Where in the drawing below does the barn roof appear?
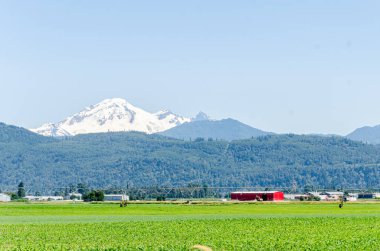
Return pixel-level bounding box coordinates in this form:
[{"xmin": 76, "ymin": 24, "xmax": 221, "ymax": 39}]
[{"xmin": 231, "ymin": 191, "xmax": 282, "ymax": 194}]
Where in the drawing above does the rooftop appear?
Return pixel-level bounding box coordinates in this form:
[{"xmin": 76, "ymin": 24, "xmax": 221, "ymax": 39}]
[{"xmin": 231, "ymin": 191, "xmax": 281, "ymax": 194}]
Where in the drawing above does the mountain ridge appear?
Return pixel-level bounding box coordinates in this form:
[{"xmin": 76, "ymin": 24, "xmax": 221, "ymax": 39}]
[
  {"xmin": 347, "ymin": 124, "xmax": 380, "ymax": 144},
  {"xmin": 1, "ymin": 123, "xmax": 380, "ymax": 192},
  {"xmin": 160, "ymin": 118, "xmax": 271, "ymax": 141}
]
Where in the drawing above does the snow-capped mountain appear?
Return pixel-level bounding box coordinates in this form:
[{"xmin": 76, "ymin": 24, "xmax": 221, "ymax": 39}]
[{"xmin": 31, "ymin": 98, "xmax": 191, "ymax": 136}]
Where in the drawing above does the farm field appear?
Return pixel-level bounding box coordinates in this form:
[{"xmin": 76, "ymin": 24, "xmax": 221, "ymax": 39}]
[{"xmin": 0, "ymin": 202, "xmax": 380, "ymax": 250}]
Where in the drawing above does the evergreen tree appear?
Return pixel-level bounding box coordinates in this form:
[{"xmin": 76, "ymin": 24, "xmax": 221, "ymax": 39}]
[{"xmin": 17, "ymin": 182, "xmax": 25, "ymax": 198}]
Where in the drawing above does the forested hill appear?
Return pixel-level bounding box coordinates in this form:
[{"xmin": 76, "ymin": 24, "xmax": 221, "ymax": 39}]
[
  {"xmin": 0, "ymin": 122, "xmax": 54, "ymax": 144},
  {"xmin": 1, "ymin": 123, "xmax": 380, "ymax": 192}
]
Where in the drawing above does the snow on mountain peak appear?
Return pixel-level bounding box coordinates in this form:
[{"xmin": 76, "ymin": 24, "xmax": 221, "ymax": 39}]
[
  {"xmin": 155, "ymin": 110, "xmax": 190, "ymax": 126},
  {"xmin": 31, "ymin": 98, "xmax": 191, "ymax": 136},
  {"xmin": 95, "ymin": 98, "xmax": 129, "ymax": 108}
]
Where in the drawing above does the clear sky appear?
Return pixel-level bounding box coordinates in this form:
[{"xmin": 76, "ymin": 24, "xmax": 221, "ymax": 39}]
[{"xmin": 0, "ymin": 0, "xmax": 379, "ymax": 135}]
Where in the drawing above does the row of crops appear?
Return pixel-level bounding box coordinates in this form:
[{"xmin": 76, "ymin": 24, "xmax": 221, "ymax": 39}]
[{"xmin": 0, "ymin": 203, "xmax": 380, "ymax": 250}]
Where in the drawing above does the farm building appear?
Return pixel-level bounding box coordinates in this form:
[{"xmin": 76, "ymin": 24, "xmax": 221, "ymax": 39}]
[
  {"xmin": 231, "ymin": 191, "xmax": 284, "ymax": 201},
  {"xmin": 323, "ymin": 191, "xmax": 343, "ymax": 201},
  {"xmin": 104, "ymin": 194, "xmax": 129, "ymax": 201},
  {"xmin": 284, "ymin": 194, "xmax": 309, "ymax": 201},
  {"xmin": 307, "ymin": 192, "xmax": 328, "ymax": 201},
  {"xmin": 24, "ymin": 196, "xmax": 64, "ymax": 201},
  {"xmin": 358, "ymin": 193, "xmax": 374, "ymax": 199},
  {"xmin": 346, "ymin": 193, "xmax": 358, "ymax": 202},
  {"xmin": 0, "ymin": 193, "xmax": 11, "ymax": 202}
]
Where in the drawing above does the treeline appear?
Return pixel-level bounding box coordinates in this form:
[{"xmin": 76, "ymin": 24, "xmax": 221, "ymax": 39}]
[
  {"xmin": 105, "ymin": 183, "xmax": 221, "ymax": 200},
  {"xmin": 1, "ymin": 123, "xmax": 380, "ymax": 192},
  {"xmin": 4, "ymin": 182, "xmax": 221, "ymax": 201},
  {"xmin": 4, "ymin": 182, "xmax": 106, "ymax": 202}
]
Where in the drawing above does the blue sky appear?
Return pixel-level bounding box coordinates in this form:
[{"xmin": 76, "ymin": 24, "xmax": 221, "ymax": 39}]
[{"xmin": 0, "ymin": 0, "xmax": 379, "ymax": 135}]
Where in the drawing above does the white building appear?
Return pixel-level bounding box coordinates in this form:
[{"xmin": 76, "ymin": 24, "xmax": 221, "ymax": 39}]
[
  {"xmin": 346, "ymin": 193, "xmax": 358, "ymax": 202},
  {"xmin": 104, "ymin": 194, "xmax": 129, "ymax": 201},
  {"xmin": 308, "ymin": 192, "xmax": 328, "ymax": 201},
  {"xmin": 0, "ymin": 193, "xmax": 11, "ymax": 202},
  {"xmin": 24, "ymin": 196, "xmax": 64, "ymax": 201},
  {"xmin": 284, "ymin": 194, "xmax": 307, "ymax": 200},
  {"xmin": 324, "ymin": 191, "xmax": 343, "ymax": 201}
]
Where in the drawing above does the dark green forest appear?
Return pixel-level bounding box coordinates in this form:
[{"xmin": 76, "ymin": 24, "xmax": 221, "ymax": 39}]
[{"xmin": 1, "ymin": 122, "xmax": 380, "ymax": 193}]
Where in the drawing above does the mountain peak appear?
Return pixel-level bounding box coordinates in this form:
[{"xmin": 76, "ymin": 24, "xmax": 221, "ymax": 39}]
[
  {"xmin": 192, "ymin": 112, "xmax": 210, "ymax": 121},
  {"xmin": 347, "ymin": 124, "xmax": 380, "ymax": 144},
  {"xmin": 89, "ymin": 98, "xmax": 133, "ymax": 111},
  {"xmin": 97, "ymin": 98, "xmax": 129, "ymax": 106},
  {"xmin": 31, "ymin": 99, "xmax": 191, "ymax": 136},
  {"xmin": 160, "ymin": 117, "xmax": 270, "ymax": 141}
]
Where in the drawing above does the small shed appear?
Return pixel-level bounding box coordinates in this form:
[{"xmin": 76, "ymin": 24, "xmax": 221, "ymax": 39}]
[
  {"xmin": 231, "ymin": 191, "xmax": 284, "ymax": 201},
  {"xmin": 0, "ymin": 193, "xmax": 11, "ymax": 202}
]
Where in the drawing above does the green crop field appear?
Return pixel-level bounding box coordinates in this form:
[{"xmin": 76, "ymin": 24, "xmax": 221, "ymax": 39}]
[{"xmin": 0, "ymin": 202, "xmax": 380, "ymax": 250}]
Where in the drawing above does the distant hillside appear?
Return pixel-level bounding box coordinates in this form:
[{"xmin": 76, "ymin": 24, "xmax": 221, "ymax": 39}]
[
  {"xmin": 347, "ymin": 125, "xmax": 380, "ymax": 144},
  {"xmin": 160, "ymin": 118, "xmax": 271, "ymax": 141},
  {"xmin": 1, "ymin": 123, "xmax": 380, "ymax": 192},
  {"xmin": 0, "ymin": 122, "xmax": 53, "ymax": 144}
]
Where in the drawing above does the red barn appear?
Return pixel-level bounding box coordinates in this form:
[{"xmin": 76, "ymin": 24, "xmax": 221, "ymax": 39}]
[{"xmin": 231, "ymin": 191, "xmax": 284, "ymax": 201}]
